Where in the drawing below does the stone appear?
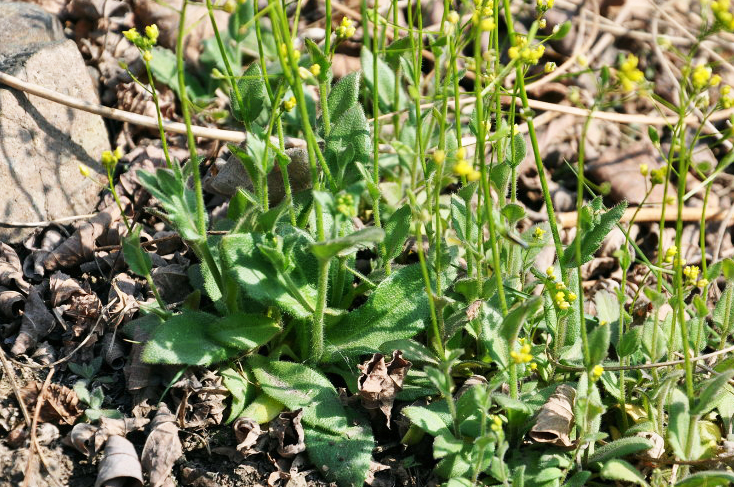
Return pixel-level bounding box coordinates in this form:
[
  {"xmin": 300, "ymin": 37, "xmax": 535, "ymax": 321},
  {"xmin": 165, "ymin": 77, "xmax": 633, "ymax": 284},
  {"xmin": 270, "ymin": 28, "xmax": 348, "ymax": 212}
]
[{"xmin": 0, "ymin": 2, "xmax": 109, "ymax": 244}]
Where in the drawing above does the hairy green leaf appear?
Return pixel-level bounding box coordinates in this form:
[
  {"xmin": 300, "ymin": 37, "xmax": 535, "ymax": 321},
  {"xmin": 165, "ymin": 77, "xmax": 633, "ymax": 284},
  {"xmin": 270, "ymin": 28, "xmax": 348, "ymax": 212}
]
[
  {"xmin": 587, "ymin": 436, "xmax": 654, "ymax": 464},
  {"xmin": 249, "ymin": 357, "xmax": 347, "ymax": 434},
  {"xmin": 327, "ymin": 71, "xmax": 359, "ymax": 122},
  {"xmin": 383, "ymin": 205, "xmax": 412, "ymax": 262},
  {"xmin": 691, "ymin": 370, "xmax": 734, "ymax": 415},
  {"xmin": 561, "ymin": 201, "xmax": 628, "ymax": 268},
  {"xmin": 402, "ymin": 406, "xmax": 451, "ymax": 437},
  {"xmin": 121, "ymin": 226, "xmax": 153, "ymax": 278},
  {"xmin": 675, "ymin": 471, "xmax": 734, "ymax": 487},
  {"xmin": 231, "ymin": 62, "xmax": 266, "ymax": 124},
  {"xmin": 311, "ymin": 227, "xmax": 385, "ymax": 261},
  {"xmin": 206, "ymin": 312, "xmax": 280, "ymax": 351},
  {"xmin": 360, "ymin": 47, "xmax": 407, "ymax": 112}
]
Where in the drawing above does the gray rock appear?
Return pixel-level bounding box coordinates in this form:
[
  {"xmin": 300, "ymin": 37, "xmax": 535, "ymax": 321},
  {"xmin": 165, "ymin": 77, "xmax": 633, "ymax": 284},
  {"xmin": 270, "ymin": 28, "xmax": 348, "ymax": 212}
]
[{"xmin": 0, "ymin": 3, "xmax": 109, "ymax": 244}]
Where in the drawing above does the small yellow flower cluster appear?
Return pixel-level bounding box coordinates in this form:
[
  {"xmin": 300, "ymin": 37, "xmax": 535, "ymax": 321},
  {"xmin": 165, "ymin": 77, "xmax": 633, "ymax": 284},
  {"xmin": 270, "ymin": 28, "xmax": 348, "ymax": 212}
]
[
  {"xmin": 510, "ymin": 341, "xmax": 533, "ymax": 364},
  {"xmin": 101, "ymin": 147, "xmax": 123, "ymax": 169},
  {"xmin": 664, "ymin": 245, "xmax": 677, "ymax": 264},
  {"xmin": 447, "ymin": 10, "xmax": 460, "ymax": 25},
  {"xmin": 279, "ymin": 43, "xmax": 301, "ymax": 61},
  {"xmin": 720, "ymin": 85, "xmax": 733, "ymax": 108},
  {"xmin": 683, "ymin": 265, "xmax": 708, "ymax": 288},
  {"xmin": 471, "ymin": 0, "xmax": 494, "ymax": 26},
  {"xmin": 452, "ymin": 147, "xmax": 481, "ymax": 181},
  {"xmin": 710, "ymin": 0, "xmax": 734, "ymax": 30},
  {"xmin": 282, "ymin": 96, "xmax": 297, "ymax": 112},
  {"xmin": 336, "ymin": 17, "xmax": 356, "ymax": 39},
  {"xmin": 639, "ymin": 163, "xmax": 649, "ymax": 176},
  {"xmin": 508, "ymin": 37, "xmax": 545, "ymax": 65},
  {"xmin": 692, "ymin": 63, "xmax": 713, "ymax": 90},
  {"xmin": 533, "ymin": 227, "xmax": 546, "ymax": 240},
  {"xmin": 79, "ymin": 163, "xmax": 91, "ymax": 177},
  {"xmin": 618, "ymin": 54, "xmax": 645, "ymax": 92},
  {"xmin": 649, "ymin": 166, "xmax": 667, "ymax": 186},
  {"xmin": 537, "ymin": 0, "xmax": 555, "ymax": 12},
  {"xmin": 336, "ymin": 194, "xmax": 356, "ymax": 218},
  {"xmin": 489, "ymin": 414, "xmax": 503, "ymax": 432},
  {"xmin": 544, "ymin": 62, "xmax": 556, "ymax": 73},
  {"xmin": 591, "ymin": 364, "xmax": 604, "ymax": 381},
  {"xmin": 433, "ymin": 150, "xmax": 446, "ymax": 165},
  {"xmin": 546, "ymin": 266, "xmax": 556, "ymax": 280},
  {"xmin": 123, "ymin": 25, "xmax": 159, "ymax": 62}
]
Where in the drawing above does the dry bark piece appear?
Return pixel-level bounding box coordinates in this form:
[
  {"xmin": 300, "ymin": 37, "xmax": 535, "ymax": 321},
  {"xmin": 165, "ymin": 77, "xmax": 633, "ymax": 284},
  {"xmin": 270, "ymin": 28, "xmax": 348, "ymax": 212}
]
[
  {"xmin": 11, "ymin": 285, "xmax": 56, "ymax": 356},
  {"xmin": 0, "ymin": 285, "xmax": 24, "ymax": 318},
  {"xmin": 141, "ymin": 403, "xmax": 183, "ymax": 487},
  {"xmin": 233, "ymin": 417, "xmax": 265, "ymax": 456},
  {"xmin": 269, "ymin": 409, "xmax": 306, "ymax": 458},
  {"xmin": 357, "ymin": 350, "xmax": 412, "ymax": 426},
  {"xmin": 19, "ymin": 381, "xmax": 83, "ymax": 425},
  {"xmin": 0, "ymin": 243, "xmax": 30, "ymax": 293},
  {"xmin": 95, "ymin": 435, "xmax": 144, "ymax": 487},
  {"xmin": 529, "ymin": 384, "xmax": 576, "ymax": 448}
]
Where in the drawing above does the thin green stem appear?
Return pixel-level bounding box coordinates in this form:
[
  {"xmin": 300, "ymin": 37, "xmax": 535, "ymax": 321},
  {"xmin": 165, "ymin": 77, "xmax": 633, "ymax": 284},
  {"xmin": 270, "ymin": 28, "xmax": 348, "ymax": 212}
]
[
  {"xmin": 311, "ymin": 259, "xmax": 330, "ymax": 363},
  {"xmin": 144, "ymin": 61, "xmax": 173, "ymax": 169}
]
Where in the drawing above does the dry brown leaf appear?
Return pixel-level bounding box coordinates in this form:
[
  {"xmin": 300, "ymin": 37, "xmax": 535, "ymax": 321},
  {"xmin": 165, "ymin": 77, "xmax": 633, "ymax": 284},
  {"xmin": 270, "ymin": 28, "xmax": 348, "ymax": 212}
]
[
  {"xmin": 529, "ymin": 384, "xmax": 576, "ymax": 448},
  {"xmin": 107, "ymin": 272, "xmax": 141, "ymax": 327},
  {"xmin": 95, "ymin": 435, "xmax": 144, "ymax": 487},
  {"xmin": 11, "ymin": 284, "xmax": 56, "ymax": 356},
  {"xmin": 64, "ymin": 422, "xmax": 98, "ymax": 457},
  {"xmin": 141, "ymin": 403, "xmax": 183, "ymax": 487},
  {"xmin": 49, "ymin": 271, "xmax": 88, "ymax": 306},
  {"xmin": 0, "ymin": 285, "xmax": 24, "ymax": 318},
  {"xmin": 100, "ymin": 333, "xmax": 126, "ymax": 370},
  {"xmin": 357, "ymin": 350, "xmax": 412, "ymax": 426},
  {"xmin": 269, "ymin": 409, "xmax": 306, "ymax": 458},
  {"xmin": 172, "ymin": 369, "xmax": 227, "ymax": 428},
  {"xmin": 636, "ymin": 431, "xmax": 665, "ymax": 461},
  {"xmin": 42, "ymin": 201, "xmax": 123, "ymax": 273},
  {"xmin": 233, "ymin": 417, "xmax": 265, "ymax": 456},
  {"xmin": 19, "ymin": 381, "xmax": 83, "ymax": 425},
  {"xmin": 151, "ymin": 263, "xmax": 192, "ymax": 303},
  {"xmin": 0, "ymin": 242, "xmax": 30, "ymax": 293},
  {"xmin": 65, "ymin": 416, "xmax": 151, "ymax": 459},
  {"xmin": 22, "ymin": 228, "xmax": 64, "ymax": 280}
]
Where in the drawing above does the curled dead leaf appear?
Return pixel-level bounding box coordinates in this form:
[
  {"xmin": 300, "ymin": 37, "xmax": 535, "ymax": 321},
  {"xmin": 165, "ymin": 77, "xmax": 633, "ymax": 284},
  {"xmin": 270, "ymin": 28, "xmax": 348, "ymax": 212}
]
[
  {"xmin": 233, "ymin": 417, "xmax": 265, "ymax": 456},
  {"xmin": 95, "ymin": 435, "xmax": 143, "ymax": 487},
  {"xmin": 0, "ymin": 243, "xmax": 30, "ymax": 293},
  {"xmin": 269, "ymin": 409, "xmax": 306, "ymax": 458},
  {"xmin": 636, "ymin": 431, "xmax": 665, "ymax": 461},
  {"xmin": 66, "ymin": 416, "xmax": 151, "ymax": 459},
  {"xmin": 357, "ymin": 350, "xmax": 412, "ymax": 426},
  {"xmin": 0, "ymin": 285, "xmax": 24, "ymax": 318},
  {"xmin": 141, "ymin": 403, "xmax": 183, "ymax": 487},
  {"xmin": 11, "ymin": 285, "xmax": 56, "ymax": 356},
  {"xmin": 529, "ymin": 384, "xmax": 576, "ymax": 448}
]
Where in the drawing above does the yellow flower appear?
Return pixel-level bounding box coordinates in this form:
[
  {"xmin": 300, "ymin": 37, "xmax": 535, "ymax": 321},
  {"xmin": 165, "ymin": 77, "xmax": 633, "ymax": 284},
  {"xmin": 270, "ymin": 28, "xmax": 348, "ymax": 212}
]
[
  {"xmin": 447, "ymin": 10, "xmax": 460, "ymax": 24},
  {"xmin": 544, "ymin": 61, "xmax": 556, "ymax": 73},
  {"xmin": 529, "ymin": 362, "xmax": 538, "ymax": 370},
  {"xmin": 558, "ymin": 300, "xmax": 570, "ymax": 311},
  {"xmin": 456, "ymin": 147, "xmax": 467, "ymax": 160},
  {"xmin": 467, "ymin": 170, "xmax": 481, "ymax": 182},
  {"xmin": 533, "ymin": 227, "xmax": 546, "ymax": 240},
  {"xmin": 453, "ymin": 159, "xmax": 473, "ymax": 177},
  {"xmin": 692, "ymin": 63, "xmax": 712, "ymax": 89},
  {"xmin": 145, "ymin": 24, "xmax": 159, "ymax": 44},
  {"xmin": 480, "ymin": 18, "xmax": 495, "ymax": 31},
  {"xmin": 309, "ymin": 64, "xmax": 321, "ymax": 76},
  {"xmin": 567, "ymin": 292, "xmax": 577, "ymax": 302},
  {"xmin": 639, "ymin": 164, "xmax": 648, "ymax": 176},
  {"xmin": 508, "ymin": 46, "xmax": 519, "ymax": 60},
  {"xmin": 591, "ymin": 364, "xmax": 604, "ymax": 379},
  {"xmin": 577, "ymin": 54, "xmax": 588, "ymax": 67},
  {"xmin": 711, "ymin": 74, "xmax": 722, "ymax": 86},
  {"xmin": 79, "ymin": 164, "xmax": 91, "ymax": 177},
  {"xmin": 697, "ymin": 278, "xmax": 709, "ymax": 288},
  {"xmin": 546, "ymin": 266, "xmax": 555, "ymax": 277},
  {"xmin": 618, "ymin": 53, "xmax": 645, "ymax": 92},
  {"xmin": 433, "ymin": 150, "xmax": 445, "ymax": 165},
  {"xmin": 282, "ymin": 96, "xmax": 296, "ymax": 112},
  {"xmin": 538, "ymin": 18, "xmax": 547, "ymax": 29},
  {"xmin": 142, "ymin": 50, "xmax": 152, "ymax": 62},
  {"xmin": 298, "ymin": 66, "xmax": 311, "ymax": 79}
]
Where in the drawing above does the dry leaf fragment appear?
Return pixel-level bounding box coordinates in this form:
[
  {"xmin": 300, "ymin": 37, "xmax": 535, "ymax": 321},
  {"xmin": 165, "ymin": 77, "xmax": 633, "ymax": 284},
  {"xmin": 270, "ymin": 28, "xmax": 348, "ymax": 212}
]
[
  {"xmin": 233, "ymin": 417, "xmax": 265, "ymax": 456},
  {"xmin": 141, "ymin": 403, "xmax": 183, "ymax": 487},
  {"xmin": 95, "ymin": 435, "xmax": 144, "ymax": 487},
  {"xmin": 0, "ymin": 285, "xmax": 24, "ymax": 318},
  {"xmin": 357, "ymin": 350, "xmax": 412, "ymax": 426},
  {"xmin": 49, "ymin": 271, "xmax": 88, "ymax": 306},
  {"xmin": 269, "ymin": 409, "xmax": 306, "ymax": 458},
  {"xmin": 529, "ymin": 384, "xmax": 576, "ymax": 448},
  {"xmin": 636, "ymin": 431, "xmax": 665, "ymax": 461},
  {"xmin": 19, "ymin": 381, "xmax": 83, "ymax": 425},
  {"xmin": 66, "ymin": 416, "xmax": 151, "ymax": 459},
  {"xmin": 11, "ymin": 285, "xmax": 56, "ymax": 356},
  {"xmin": 0, "ymin": 243, "xmax": 30, "ymax": 293}
]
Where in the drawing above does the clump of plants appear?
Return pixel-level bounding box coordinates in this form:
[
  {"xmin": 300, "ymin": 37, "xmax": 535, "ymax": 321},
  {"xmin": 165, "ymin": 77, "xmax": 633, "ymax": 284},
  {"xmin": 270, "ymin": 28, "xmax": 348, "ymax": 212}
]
[{"xmin": 111, "ymin": 0, "xmax": 734, "ymax": 485}]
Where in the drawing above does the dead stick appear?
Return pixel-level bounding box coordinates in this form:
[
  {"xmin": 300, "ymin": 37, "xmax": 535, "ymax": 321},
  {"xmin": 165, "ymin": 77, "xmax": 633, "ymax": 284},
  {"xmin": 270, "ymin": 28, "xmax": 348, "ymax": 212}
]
[{"xmin": 557, "ymin": 206, "xmax": 734, "ymax": 229}]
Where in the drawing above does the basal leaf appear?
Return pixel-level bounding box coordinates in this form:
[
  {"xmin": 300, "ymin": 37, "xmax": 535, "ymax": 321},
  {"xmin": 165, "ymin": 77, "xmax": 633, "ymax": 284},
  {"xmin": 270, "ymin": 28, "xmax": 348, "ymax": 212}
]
[
  {"xmin": 304, "ymin": 411, "xmax": 374, "ymax": 487},
  {"xmin": 325, "ymin": 104, "xmax": 371, "ymax": 186},
  {"xmin": 249, "ymin": 357, "xmax": 347, "ymax": 434},
  {"xmin": 206, "ymin": 312, "xmax": 280, "ymax": 351},
  {"xmin": 322, "ymin": 264, "xmax": 438, "ymax": 362},
  {"xmin": 675, "ymin": 471, "xmax": 734, "ymax": 487},
  {"xmin": 599, "ymin": 459, "xmax": 648, "ymax": 486},
  {"xmin": 141, "ymin": 311, "xmax": 239, "ymax": 365},
  {"xmin": 587, "ymin": 323, "xmax": 611, "ymax": 368},
  {"xmin": 221, "ymin": 366, "xmax": 256, "ymax": 424},
  {"xmin": 587, "ymin": 436, "xmax": 654, "ymax": 464},
  {"xmin": 691, "ymin": 370, "xmax": 734, "ymax": 415},
  {"xmin": 220, "ymin": 233, "xmax": 316, "ymax": 318},
  {"xmin": 402, "ymin": 406, "xmax": 451, "ymax": 437}
]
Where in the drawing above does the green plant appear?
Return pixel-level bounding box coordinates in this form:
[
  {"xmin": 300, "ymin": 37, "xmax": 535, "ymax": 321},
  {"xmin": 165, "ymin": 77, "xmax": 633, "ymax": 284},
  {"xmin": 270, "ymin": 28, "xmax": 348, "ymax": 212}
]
[{"xmin": 113, "ymin": 0, "xmax": 734, "ymax": 485}]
